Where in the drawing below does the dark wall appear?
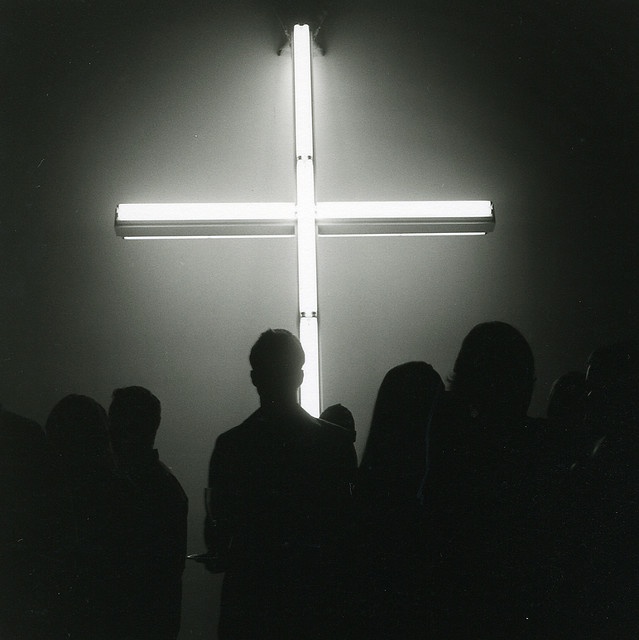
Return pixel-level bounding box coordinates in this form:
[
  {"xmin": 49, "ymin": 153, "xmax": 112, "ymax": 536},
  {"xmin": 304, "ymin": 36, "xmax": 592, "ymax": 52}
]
[{"xmin": 3, "ymin": 1, "xmax": 638, "ymax": 636}]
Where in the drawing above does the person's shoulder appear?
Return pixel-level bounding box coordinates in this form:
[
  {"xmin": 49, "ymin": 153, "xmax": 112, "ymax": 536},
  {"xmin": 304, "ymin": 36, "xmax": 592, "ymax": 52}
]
[
  {"xmin": 155, "ymin": 457, "xmax": 177, "ymax": 477},
  {"xmin": 316, "ymin": 416, "xmax": 352, "ymax": 439},
  {"xmin": 154, "ymin": 458, "xmax": 188, "ymax": 500},
  {"xmin": 215, "ymin": 411, "xmax": 261, "ymax": 446},
  {"xmin": 0, "ymin": 406, "xmax": 43, "ymax": 440},
  {"xmin": 304, "ymin": 413, "xmax": 355, "ymax": 448}
]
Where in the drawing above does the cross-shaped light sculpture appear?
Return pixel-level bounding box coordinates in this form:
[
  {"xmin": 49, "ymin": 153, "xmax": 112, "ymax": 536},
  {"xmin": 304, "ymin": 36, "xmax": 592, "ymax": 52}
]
[{"xmin": 115, "ymin": 24, "xmax": 495, "ymax": 417}]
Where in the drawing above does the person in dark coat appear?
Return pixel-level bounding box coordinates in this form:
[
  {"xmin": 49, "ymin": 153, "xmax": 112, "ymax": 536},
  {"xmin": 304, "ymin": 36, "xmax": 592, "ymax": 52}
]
[
  {"xmin": 44, "ymin": 394, "xmax": 131, "ymax": 640},
  {"xmin": 424, "ymin": 321, "xmax": 545, "ymax": 638},
  {"xmin": 0, "ymin": 405, "xmax": 57, "ymax": 640},
  {"xmin": 205, "ymin": 329, "xmax": 357, "ymax": 640},
  {"xmin": 108, "ymin": 386, "xmax": 188, "ymax": 640},
  {"xmin": 352, "ymin": 361, "xmax": 444, "ymax": 639}
]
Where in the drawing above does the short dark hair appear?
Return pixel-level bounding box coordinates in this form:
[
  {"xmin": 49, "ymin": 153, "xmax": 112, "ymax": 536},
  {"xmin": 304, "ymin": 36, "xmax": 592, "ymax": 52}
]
[
  {"xmin": 108, "ymin": 386, "xmax": 161, "ymax": 445},
  {"xmin": 249, "ymin": 329, "xmax": 305, "ymax": 373}
]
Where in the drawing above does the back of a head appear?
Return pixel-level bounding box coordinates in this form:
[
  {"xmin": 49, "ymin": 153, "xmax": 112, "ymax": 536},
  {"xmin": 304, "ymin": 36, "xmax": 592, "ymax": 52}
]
[
  {"xmin": 108, "ymin": 386, "xmax": 161, "ymax": 450},
  {"xmin": 249, "ymin": 329, "xmax": 305, "ymax": 400},
  {"xmin": 320, "ymin": 403, "xmax": 356, "ymax": 441},
  {"xmin": 361, "ymin": 361, "xmax": 444, "ymax": 483},
  {"xmin": 45, "ymin": 394, "xmax": 113, "ymax": 469},
  {"xmin": 450, "ymin": 321, "xmax": 535, "ymax": 422}
]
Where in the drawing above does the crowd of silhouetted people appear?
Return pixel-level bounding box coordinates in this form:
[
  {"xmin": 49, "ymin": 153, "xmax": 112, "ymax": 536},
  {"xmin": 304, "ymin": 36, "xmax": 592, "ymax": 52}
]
[
  {"xmin": 3, "ymin": 322, "xmax": 639, "ymax": 639},
  {"xmin": 0, "ymin": 387, "xmax": 187, "ymax": 640}
]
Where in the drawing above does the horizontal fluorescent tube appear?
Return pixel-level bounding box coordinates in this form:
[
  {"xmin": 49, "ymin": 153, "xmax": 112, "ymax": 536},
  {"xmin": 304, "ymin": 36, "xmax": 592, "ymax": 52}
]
[
  {"xmin": 115, "ymin": 202, "xmax": 297, "ymax": 238},
  {"xmin": 316, "ymin": 201, "xmax": 494, "ymax": 219},
  {"xmin": 315, "ymin": 200, "xmax": 494, "ymax": 235},
  {"xmin": 117, "ymin": 203, "xmax": 297, "ymax": 221}
]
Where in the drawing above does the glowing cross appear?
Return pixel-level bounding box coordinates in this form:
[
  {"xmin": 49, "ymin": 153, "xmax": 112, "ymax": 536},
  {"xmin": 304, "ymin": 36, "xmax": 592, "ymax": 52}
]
[{"xmin": 115, "ymin": 24, "xmax": 495, "ymax": 417}]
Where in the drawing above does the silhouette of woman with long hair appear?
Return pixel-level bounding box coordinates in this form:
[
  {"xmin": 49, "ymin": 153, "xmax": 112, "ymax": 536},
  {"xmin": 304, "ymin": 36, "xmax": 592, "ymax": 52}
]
[{"xmin": 353, "ymin": 361, "xmax": 444, "ymax": 639}]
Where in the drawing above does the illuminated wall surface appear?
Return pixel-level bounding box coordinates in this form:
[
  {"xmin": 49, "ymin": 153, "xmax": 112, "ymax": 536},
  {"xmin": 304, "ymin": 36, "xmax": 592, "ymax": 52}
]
[{"xmin": 2, "ymin": 1, "xmax": 638, "ymax": 637}]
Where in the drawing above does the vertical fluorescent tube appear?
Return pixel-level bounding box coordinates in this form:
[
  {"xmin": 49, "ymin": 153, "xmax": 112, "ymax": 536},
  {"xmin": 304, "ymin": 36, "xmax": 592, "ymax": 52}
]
[
  {"xmin": 293, "ymin": 24, "xmax": 313, "ymax": 159},
  {"xmin": 299, "ymin": 315, "xmax": 320, "ymax": 417},
  {"xmin": 297, "ymin": 193, "xmax": 320, "ymax": 413},
  {"xmin": 296, "ymin": 162, "xmax": 318, "ymax": 314},
  {"xmin": 293, "ymin": 23, "xmax": 320, "ymax": 414},
  {"xmin": 296, "ymin": 162, "xmax": 319, "ymax": 412}
]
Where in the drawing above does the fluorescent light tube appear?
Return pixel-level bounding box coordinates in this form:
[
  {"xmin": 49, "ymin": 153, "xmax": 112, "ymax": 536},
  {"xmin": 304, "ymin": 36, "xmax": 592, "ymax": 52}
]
[
  {"xmin": 115, "ymin": 203, "xmax": 297, "ymax": 237},
  {"xmin": 293, "ymin": 24, "xmax": 313, "ymax": 159},
  {"xmin": 299, "ymin": 314, "xmax": 320, "ymax": 417},
  {"xmin": 315, "ymin": 201, "xmax": 495, "ymax": 235}
]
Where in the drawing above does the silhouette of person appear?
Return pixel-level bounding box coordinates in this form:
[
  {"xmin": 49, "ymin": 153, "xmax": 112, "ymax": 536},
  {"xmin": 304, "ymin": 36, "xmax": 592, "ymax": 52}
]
[
  {"xmin": 44, "ymin": 394, "xmax": 131, "ymax": 640},
  {"xmin": 0, "ymin": 405, "xmax": 57, "ymax": 639},
  {"xmin": 108, "ymin": 386, "xmax": 188, "ymax": 640},
  {"xmin": 320, "ymin": 403, "xmax": 356, "ymax": 443},
  {"xmin": 558, "ymin": 340, "xmax": 639, "ymax": 636},
  {"xmin": 352, "ymin": 361, "xmax": 444, "ymax": 639},
  {"xmin": 424, "ymin": 321, "xmax": 544, "ymax": 638},
  {"xmin": 205, "ymin": 329, "xmax": 357, "ymax": 640}
]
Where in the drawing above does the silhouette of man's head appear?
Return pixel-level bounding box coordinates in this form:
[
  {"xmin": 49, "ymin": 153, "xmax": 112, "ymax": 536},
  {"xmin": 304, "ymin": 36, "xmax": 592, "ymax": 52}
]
[
  {"xmin": 108, "ymin": 386, "xmax": 161, "ymax": 453},
  {"xmin": 449, "ymin": 321, "xmax": 535, "ymax": 421},
  {"xmin": 45, "ymin": 394, "xmax": 113, "ymax": 466},
  {"xmin": 249, "ymin": 329, "xmax": 305, "ymax": 403}
]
